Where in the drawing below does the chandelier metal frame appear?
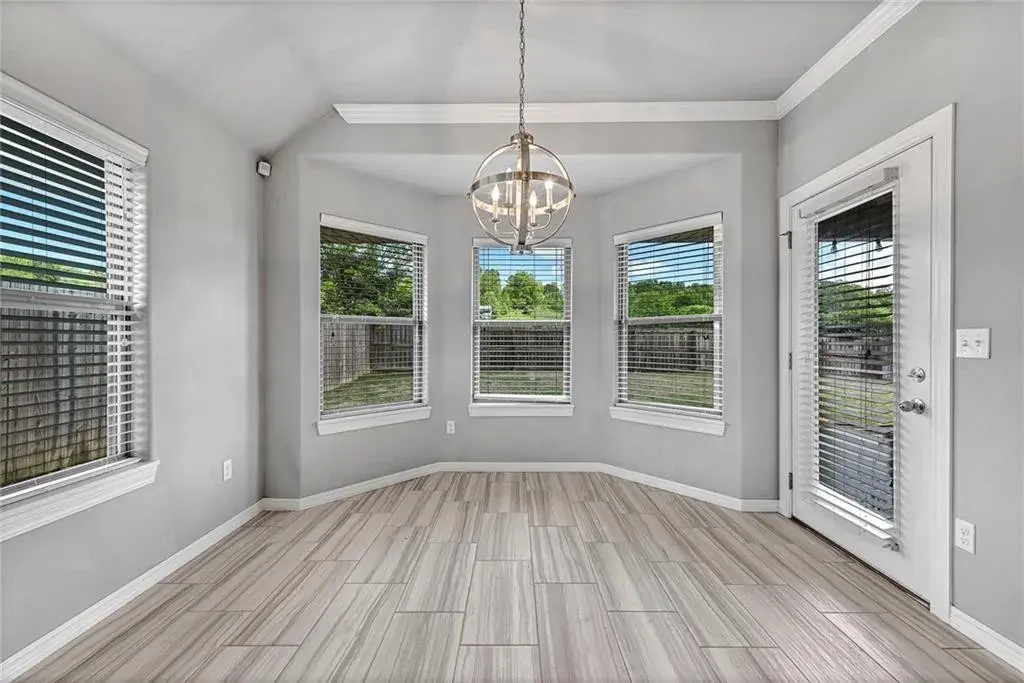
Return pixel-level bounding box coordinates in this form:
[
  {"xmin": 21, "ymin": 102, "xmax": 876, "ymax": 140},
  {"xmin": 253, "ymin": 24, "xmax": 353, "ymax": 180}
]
[{"xmin": 467, "ymin": 0, "xmax": 575, "ymax": 252}]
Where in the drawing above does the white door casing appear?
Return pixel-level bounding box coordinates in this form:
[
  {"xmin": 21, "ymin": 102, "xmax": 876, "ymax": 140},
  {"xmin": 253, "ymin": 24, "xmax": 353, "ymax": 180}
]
[{"xmin": 778, "ymin": 105, "xmax": 954, "ymax": 619}]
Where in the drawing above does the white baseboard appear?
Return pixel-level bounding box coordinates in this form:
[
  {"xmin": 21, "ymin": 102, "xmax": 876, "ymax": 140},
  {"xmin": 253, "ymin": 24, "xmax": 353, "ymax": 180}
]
[
  {"xmin": 0, "ymin": 501, "xmax": 262, "ymax": 682},
  {"xmin": 261, "ymin": 463, "xmax": 439, "ymax": 511},
  {"xmin": 263, "ymin": 460, "xmax": 778, "ymax": 514},
  {"xmin": 949, "ymin": 607, "xmax": 1024, "ymax": 675},
  {"xmin": 601, "ymin": 464, "xmax": 779, "ymax": 513}
]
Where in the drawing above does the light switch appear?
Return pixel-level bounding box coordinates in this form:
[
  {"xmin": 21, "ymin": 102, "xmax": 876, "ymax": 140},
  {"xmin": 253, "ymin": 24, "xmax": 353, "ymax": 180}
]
[{"xmin": 955, "ymin": 328, "xmax": 990, "ymax": 359}]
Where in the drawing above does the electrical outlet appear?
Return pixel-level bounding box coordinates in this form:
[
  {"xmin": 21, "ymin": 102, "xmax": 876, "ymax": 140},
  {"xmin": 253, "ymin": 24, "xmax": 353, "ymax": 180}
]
[
  {"xmin": 955, "ymin": 328, "xmax": 990, "ymax": 359},
  {"xmin": 954, "ymin": 518, "xmax": 975, "ymax": 554},
  {"xmin": 222, "ymin": 459, "xmax": 233, "ymax": 482},
  {"xmin": 446, "ymin": 420, "xmax": 456, "ymax": 435}
]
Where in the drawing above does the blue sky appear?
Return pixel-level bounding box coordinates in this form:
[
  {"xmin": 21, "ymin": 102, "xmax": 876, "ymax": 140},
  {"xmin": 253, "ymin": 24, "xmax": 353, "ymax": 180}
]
[{"xmin": 627, "ymin": 240, "xmax": 714, "ymax": 286}]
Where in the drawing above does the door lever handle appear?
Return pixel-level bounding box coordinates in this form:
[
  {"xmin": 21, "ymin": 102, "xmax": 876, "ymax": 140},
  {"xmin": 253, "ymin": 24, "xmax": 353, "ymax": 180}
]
[{"xmin": 898, "ymin": 398, "xmax": 927, "ymax": 415}]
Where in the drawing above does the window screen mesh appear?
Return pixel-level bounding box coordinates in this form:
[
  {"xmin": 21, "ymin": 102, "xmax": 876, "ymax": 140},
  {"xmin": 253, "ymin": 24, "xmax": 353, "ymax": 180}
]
[
  {"xmin": 319, "ymin": 225, "xmax": 426, "ymax": 417},
  {"xmin": 616, "ymin": 224, "xmax": 723, "ymax": 416},
  {"xmin": 472, "ymin": 244, "xmax": 571, "ymax": 402},
  {"xmin": 1, "ymin": 113, "xmax": 146, "ymax": 489}
]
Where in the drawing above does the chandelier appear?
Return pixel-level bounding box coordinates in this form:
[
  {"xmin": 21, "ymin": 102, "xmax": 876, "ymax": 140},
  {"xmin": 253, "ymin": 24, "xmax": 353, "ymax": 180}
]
[{"xmin": 468, "ymin": 0, "xmax": 574, "ymax": 252}]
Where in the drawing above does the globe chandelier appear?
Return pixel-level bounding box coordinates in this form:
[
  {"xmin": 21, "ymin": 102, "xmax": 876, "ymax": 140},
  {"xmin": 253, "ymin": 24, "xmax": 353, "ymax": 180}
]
[{"xmin": 468, "ymin": 0, "xmax": 575, "ymax": 252}]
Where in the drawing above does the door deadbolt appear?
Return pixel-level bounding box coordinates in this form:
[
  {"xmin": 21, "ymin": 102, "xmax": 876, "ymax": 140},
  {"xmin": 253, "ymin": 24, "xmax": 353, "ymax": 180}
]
[{"xmin": 906, "ymin": 367, "xmax": 926, "ymax": 382}]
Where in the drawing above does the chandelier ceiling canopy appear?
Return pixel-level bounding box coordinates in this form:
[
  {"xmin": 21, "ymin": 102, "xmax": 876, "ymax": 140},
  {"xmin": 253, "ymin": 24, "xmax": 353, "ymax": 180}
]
[{"xmin": 468, "ymin": 0, "xmax": 575, "ymax": 253}]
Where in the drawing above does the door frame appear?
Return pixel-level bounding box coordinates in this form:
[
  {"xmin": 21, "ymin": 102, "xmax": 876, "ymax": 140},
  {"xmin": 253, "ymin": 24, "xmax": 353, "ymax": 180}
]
[{"xmin": 778, "ymin": 104, "xmax": 954, "ymax": 621}]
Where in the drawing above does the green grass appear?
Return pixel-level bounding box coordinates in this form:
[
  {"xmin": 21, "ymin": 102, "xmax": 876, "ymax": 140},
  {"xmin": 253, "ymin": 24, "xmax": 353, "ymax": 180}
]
[
  {"xmin": 626, "ymin": 370, "xmax": 715, "ymax": 408},
  {"xmin": 324, "ymin": 369, "xmax": 722, "ymax": 408},
  {"xmin": 323, "ymin": 370, "xmax": 413, "ymax": 411},
  {"xmin": 818, "ymin": 375, "xmax": 895, "ymax": 429}
]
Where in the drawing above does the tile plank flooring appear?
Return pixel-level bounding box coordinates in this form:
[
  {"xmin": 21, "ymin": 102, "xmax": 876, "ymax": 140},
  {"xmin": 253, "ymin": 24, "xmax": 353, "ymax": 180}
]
[{"xmin": 20, "ymin": 472, "xmax": 1023, "ymax": 682}]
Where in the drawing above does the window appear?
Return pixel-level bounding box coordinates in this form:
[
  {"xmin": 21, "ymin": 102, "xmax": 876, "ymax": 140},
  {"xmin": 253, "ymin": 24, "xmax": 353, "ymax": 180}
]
[
  {"xmin": 613, "ymin": 213, "xmax": 723, "ymax": 432},
  {"xmin": 471, "ymin": 238, "xmax": 572, "ymax": 416},
  {"xmin": 1, "ymin": 86, "xmax": 148, "ymax": 498},
  {"xmin": 318, "ymin": 214, "xmax": 428, "ymax": 433}
]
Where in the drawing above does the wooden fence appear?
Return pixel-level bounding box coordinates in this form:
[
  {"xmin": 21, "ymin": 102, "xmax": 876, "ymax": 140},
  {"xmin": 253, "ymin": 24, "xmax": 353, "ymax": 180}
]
[{"xmin": 320, "ymin": 316, "xmax": 414, "ymax": 388}]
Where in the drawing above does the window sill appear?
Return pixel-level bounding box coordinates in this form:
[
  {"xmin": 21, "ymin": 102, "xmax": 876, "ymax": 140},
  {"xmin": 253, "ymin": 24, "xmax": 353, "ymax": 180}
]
[
  {"xmin": 609, "ymin": 405, "xmax": 725, "ymax": 435},
  {"xmin": 469, "ymin": 402, "xmax": 574, "ymax": 418},
  {"xmin": 317, "ymin": 405, "xmax": 432, "ymax": 435},
  {"xmin": 0, "ymin": 459, "xmax": 159, "ymax": 543}
]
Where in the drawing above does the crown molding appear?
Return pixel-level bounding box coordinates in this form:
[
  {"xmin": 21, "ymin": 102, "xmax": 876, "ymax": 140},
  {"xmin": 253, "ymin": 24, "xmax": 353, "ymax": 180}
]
[
  {"xmin": 335, "ymin": 0, "xmax": 919, "ymax": 126},
  {"xmin": 775, "ymin": 0, "xmax": 921, "ymax": 118},
  {"xmin": 334, "ymin": 101, "xmax": 778, "ymax": 125}
]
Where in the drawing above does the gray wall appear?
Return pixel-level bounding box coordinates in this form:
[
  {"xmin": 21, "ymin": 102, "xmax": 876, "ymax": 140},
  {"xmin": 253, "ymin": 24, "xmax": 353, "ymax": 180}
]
[
  {"xmin": 265, "ymin": 117, "xmax": 778, "ymax": 502},
  {"xmin": 599, "ymin": 155, "xmax": 778, "ymax": 500},
  {"xmin": 778, "ymin": 2, "xmax": 1024, "ymax": 646},
  {"xmin": 1, "ymin": 4, "xmax": 263, "ymax": 657},
  {"xmin": 263, "ymin": 143, "xmax": 446, "ymax": 499}
]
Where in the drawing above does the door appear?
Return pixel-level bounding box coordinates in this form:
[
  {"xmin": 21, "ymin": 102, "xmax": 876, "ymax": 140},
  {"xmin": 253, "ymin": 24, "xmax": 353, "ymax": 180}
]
[{"xmin": 787, "ymin": 141, "xmax": 933, "ymax": 600}]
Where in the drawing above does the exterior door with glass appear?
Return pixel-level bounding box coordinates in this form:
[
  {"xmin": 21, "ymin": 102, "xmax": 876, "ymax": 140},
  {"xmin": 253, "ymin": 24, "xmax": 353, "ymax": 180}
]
[{"xmin": 786, "ymin": 140, "xmax": 933, "ymax": 600}]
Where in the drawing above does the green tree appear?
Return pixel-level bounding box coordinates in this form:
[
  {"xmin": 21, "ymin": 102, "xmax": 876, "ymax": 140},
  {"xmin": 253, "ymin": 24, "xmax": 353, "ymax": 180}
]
[
  {"xmin": 478, "ymin": 268, "xmax": 509, "ymax": 315},
  {"xmin": 504, "ymin": 271, "xmax": 543, "ymax": 315},
  {"xmin": 542, "ymin": 283, "xmax": 564, "ymax": 315},
  {"xmin": 320, "ymin": 243, "xmax": 413, "ymax": 316},
  {"xmin": 627, "ymin": 280, "xmax": 714, "ymax": 317}
]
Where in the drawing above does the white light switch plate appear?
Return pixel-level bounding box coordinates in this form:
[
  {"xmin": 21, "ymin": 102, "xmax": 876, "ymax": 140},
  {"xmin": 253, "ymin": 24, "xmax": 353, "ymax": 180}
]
[
  {"xmin": 954, "ymin": 518, "xmax": 975, "ymax": 554},
  {"xmin": 955, "ymin": 328, "xmax": 990, "ymax": 359},
  {"xmin": 222, "ymin": 460, "xmax": 233, "ymax": 481}
]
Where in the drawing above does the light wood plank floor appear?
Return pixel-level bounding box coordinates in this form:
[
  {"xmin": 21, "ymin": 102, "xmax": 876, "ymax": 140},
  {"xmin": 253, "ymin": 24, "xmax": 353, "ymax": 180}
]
[{"xmin": 20, "ymin": 472, "xmax": 1023, "ymax": 682}]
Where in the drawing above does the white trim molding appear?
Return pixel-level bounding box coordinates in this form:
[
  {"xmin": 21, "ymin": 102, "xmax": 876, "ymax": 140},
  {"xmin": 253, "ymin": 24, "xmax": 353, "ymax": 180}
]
[
  {"xmin": 319, "ymin": 212, "xmax": 428, "ymax": 245},
  {"xmin": 261, "ymin": 463, "xmax": 440, "ymax": 511},
  {"xmin": 949, "ymin": 608, "xmax": 1024, "ymax": 676},
  {"xmin": 775, "ymin": 0, "xmax": 921, "ymax": 118},
  {"xmin": 316, "ymin": 405, "xmax": 432, "ymax": 436},
  {"xmin": 0, "ymin": 501, "xmax": 261, "ymax": 682},
  {"xmin": 0, "ymin": 460, "xmax": 159, "ymax": 543},
  {"xmin": 335, "ymin": 1, "xmax": 922, "ymax": 127},
  {"xmin": 263, "ymin": 460, "xmax": 775, "ymax": 513},
  {"xmin": 609, "ymin": 405, "xmax": 725, "ymax": 436},
  {"xmin": 613, "ymin": 211, "xmax": 723, "ymax": 245},
  {"xmin": 469, "ymin": 403, "xmax": 574, "ymax": 418},
  {"xmin": 1, "ymin": 72, "xmax": 149, "ymax": 164},
  {"xmin": 777, "ymin": 104, "xmax": 955, "ymax": 620},
  {"xmin": 335, "ymin": 101, "xmax": 778, "ymax": 125}
]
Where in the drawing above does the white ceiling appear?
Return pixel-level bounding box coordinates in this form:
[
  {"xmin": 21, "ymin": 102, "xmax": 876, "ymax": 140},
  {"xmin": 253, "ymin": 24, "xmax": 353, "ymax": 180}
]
[
  {"xmin": 59, "ymin": 1, "xmax": 876, "ymax": 153},
  {"xmin": 312, "ymin": 152, "xmax": 723, "ymax": 196}
]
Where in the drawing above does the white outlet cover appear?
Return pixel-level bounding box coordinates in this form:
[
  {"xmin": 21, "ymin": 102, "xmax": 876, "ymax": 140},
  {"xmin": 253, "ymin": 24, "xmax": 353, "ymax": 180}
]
[
  {"xmin": 955, "ymin": 328, "xmax": 990, "ymax": 359},
  {"xmin": 223, "ymin": 460, "xmax": 233, "ymax": 481},
  {"xmin": 446, "ymin": 420, "xmax": 456, "ymax": 435},
  {"xmin": 954, "ymin": 518, "xmax": 975, "ymax": 554}
]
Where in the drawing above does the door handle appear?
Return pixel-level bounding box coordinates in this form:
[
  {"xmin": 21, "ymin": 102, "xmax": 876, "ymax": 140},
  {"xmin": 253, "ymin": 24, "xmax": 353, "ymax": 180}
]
[{"xmin": 898, "ymin": 398, "xmax": 927, "ymax": 415}]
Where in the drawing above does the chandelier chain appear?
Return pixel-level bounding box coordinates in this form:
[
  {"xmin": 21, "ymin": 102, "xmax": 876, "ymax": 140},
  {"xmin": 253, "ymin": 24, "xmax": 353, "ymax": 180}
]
[{"xmin": 518, "ymin": 0, "xmax": 526, "ymax": 134}]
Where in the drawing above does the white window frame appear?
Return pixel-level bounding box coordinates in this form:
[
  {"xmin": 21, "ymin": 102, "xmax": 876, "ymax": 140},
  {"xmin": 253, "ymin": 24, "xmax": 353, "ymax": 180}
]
[
  {"xmin": 611, "ymin": 212, "xmax": 725, "ymax": 435},
  {"xmin": 316, "ymin": 213, "xmax": 430, "ymax": 435},
  {"xmin": 0, "ymin": 74, "xmax": 154, "ymax": 542},
  {"xmin": 469, "ymin": 237, "xmax": 573, "ymax": 418}
]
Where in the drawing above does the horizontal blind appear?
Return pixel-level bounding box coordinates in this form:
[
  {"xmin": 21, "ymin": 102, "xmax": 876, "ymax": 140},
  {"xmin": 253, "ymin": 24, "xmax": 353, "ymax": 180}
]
[
  {"xmin": 1, "ymin": 114, "xmax": 146, "ymax": 490},
  {"xmin": 801, "ymin": 193, "xmax": 898, "ymax": 538},
  {"xmin": 473, "ymin": 244, "xmax": 571, "ymax": 402},
  {"xmin": 616, "ymin": 225, "xmax": 723, "ymax": 417},
  {"xmin": 319, "ymin": 225, "xmax": 426, "ymax": 417}
]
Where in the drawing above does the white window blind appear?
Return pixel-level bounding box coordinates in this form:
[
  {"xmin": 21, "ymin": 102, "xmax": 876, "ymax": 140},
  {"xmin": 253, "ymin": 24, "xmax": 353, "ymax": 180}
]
[
  {"xmin": 319, "ymin": 217, "xmax": 427, "ymax": 418},
  {"xmin": 472, "ymin": 240, "xmax": 571, "ymax": 404},
  {"xmin": 1, "ymin": 109, "xmax": 147, "ymax": 492},
  {"xmin": 615, "ymin": 217, "xmax": 723, "ymax": 419},
  {"xmin": 796, "ymin": 192, "xmax": 898, "ymax": 539}
]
